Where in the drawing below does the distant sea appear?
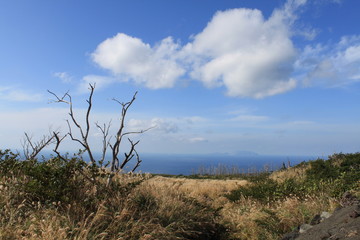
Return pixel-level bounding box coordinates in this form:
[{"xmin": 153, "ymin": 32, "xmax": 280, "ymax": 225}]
[
  {"xmin": 127, "ymin": 153, "xmax": 319, "ymax": 175},
  {"xmin": 39, "ymin": 151, "xmax": 320, "ymax": 175}
]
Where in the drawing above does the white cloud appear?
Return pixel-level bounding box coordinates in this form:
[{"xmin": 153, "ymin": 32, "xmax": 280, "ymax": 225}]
[
  {"xmin": 127, "ymin": 118, "xmax": 178, "ymax": 134},
  {"xmin": 89, "ymin": 0, "xmax": 357, "ymax": 97},
  {"xmin": 186, "ymin": 4, "xmax": 302, "ymax": 98},
  {"xmin": 229, "ymin": 115, "xmax": 269, "ymax": 122},
  {"xmin": 183, "ymin": 116, "xmax": 207, "ymax": 124},
  {"xmin": 188, "ymin": 137, "xmax": 208, "ymax": 143},
  {"xmin": 92, "ymin": 34, "xmax": 185, "ymax": 89},
  {"xmin": 127, "ymin": 116, "xmax": 210, "ymax": 135},
  {"xmin": 78, "ymin": 75, "xmax": 115, "ymax": 93},
  {"xmin": 227, "ymin": 107, "xmax": 269, "ymax": 122},
  {"xmin": 89, "ymin": 0, "xmax": 312, "ymax": 98},
  {"xmin": 54, "ymin": 72, "xmax": 73, "ymax": 83},
  {"xmin": 0, "ymin": 108, "xmax": 68, "ymax": 150},
  {"xmin": 297, "ymin": 35, "xmax": 360, "ymax": 86},
  {"xmin": 0, "ymin": 86, "xmax": 43, "ymax": 102}
]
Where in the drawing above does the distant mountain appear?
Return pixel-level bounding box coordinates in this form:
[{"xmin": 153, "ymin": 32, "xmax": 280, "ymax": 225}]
[
  {"xmin": 206, "ymin": 151, "xmax": 259, "ymax": 157},
  {"xmin": 233, "ymin": 151, "xmax": 259, "ymax": 156}
]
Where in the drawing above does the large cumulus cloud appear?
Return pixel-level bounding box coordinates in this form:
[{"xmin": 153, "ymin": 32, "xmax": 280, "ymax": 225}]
[
  {"xmin": 92, "ymin": 34, "xmax": 185, "ymax": 89},
  {"xmin": 90, "ymin": 0, "xmax": 309, "ymax": 98}
]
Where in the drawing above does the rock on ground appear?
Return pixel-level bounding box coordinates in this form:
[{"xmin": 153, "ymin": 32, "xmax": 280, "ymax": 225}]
[{"xmin": 282, "ymin": 192, "xmax": 360, "ymax": 240}]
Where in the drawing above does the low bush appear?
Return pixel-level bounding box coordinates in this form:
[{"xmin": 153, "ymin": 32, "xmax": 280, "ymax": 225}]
[
  {"xmin": 0, "ymin": 149, "xmax": 21, "ymax": 176},
  {"xmin": 225, "ymin": 177, "xmax": 306, "ymax": 203},
  {"xmin": 305, "ymin": 158, "xmax": 338, "ymax": 181},
  {"xmin": 0, "ymin": 150, "xmax": 89, "ymax": 204},
  {"xmin": 226, "ymin": 153, "xmax": 360, "ymax": 203},
  {"xmin": 23, "ymin": 157, "xmax": 88, "ymax": 203}
]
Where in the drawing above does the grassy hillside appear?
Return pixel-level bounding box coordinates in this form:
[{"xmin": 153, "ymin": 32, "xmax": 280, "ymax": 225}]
[{"xmin": 1, "ymin": 150, "xmax": 359, "ymax": 239}]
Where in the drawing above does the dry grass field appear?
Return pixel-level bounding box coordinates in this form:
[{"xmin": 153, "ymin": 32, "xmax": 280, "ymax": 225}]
[
  {"xmin": 1, "ymin": 152, "xmax": 359, "ymax": 239},
  {"xmin": 139, "ymin": 175, "xmax": 338, "ymax": 240}
]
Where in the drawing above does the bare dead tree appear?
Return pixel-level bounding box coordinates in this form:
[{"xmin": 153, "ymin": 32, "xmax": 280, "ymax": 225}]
[
  {"xmin": 22, "ymin": 132, "xmax": 56, "ymax": 160},
  {"xmin": 48, "ymin": 85, "xmax": 96, "ymax": 166},
  {"xmin": 95, "ymin": 121, "xmax": 111, "ymax": 168},
  {"xmin": 48, "ymin": 83, "xmax": 153, "ymax": 186},
  {"xmin": 105, "ymin": 94, "xmax": 154, "ymax": 185}
]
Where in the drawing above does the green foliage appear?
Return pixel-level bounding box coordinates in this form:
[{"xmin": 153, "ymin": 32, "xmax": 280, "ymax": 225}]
[
  {"xmin": 0, "ymin": 149, "xmax": 21, "ymax": 176},
  {"xmin": 22, "ymin": 156, "xmax": 87, "ymax": 203},
  {"xmin": 1, "ymin": 150, "xmax": 89, "ymax": 204},
  {"xmin": 255, "ymin": 208, "xmax": 288, "ymax": 239},
  {"xmin": 305, "ymin": 153, "xmax": 360, "ymax": 197},
  {"xmin": 226, "ymin": 153, "xmax": 360, "ymax": 203},
  {"xmin": 305, "ymin": 158, "xmax": 338, "ymax": 181},
  {"xmin": 225, "ymin": 177, "xmax": 305, "ymax": 203}
]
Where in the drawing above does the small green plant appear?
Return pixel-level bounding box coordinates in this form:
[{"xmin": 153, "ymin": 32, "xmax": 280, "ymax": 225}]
[
  {"xmin": 226, "ymin": 153, "xmax": 360, "ymax": 204},
  {"xmin": 255, "ymin": 208, "xmax": 287, "ymax": 239},
  {"xmin": 225, "ymin": 177, "xmax": 305, "ymax": 203}
]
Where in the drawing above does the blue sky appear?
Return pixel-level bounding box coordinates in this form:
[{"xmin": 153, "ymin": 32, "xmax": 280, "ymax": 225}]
[{"xmin": 1, "ymin": 0, "xmax": 360, "ymax": 156}]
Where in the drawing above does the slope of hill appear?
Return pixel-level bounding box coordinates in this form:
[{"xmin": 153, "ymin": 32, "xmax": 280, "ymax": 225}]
[{"xmin": 1, "ymin": 150, "xmax": 359, "ymax": 239}]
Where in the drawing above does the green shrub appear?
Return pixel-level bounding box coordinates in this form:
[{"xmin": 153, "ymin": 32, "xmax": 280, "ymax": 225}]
[
  {"xmin": 306, "ymin": 158, "xmax": 339, "ymax": 181},
  {"xmin": 255, "ymin": 208, "xmax": 288, "ymax": 239},
  {"xmin": 22, "ymin": 156, "xmax": 87, "ymax": 203},
  {"xmin": 0, "ymin": 149, "xmax": 21, "ymax": 177},
  {"xmin": 304, "ymin": 153, "xmax": 360, "ymax": 197},
  {"xmin": 0, "ymin": 150, "xmax": 90, "ymax": 204},
  {"xmin": 225, "ymin": 178, "xmax": 305, "ymax": 203}
]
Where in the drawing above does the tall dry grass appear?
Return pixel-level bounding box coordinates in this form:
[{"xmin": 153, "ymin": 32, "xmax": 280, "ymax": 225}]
[
  {"xmin": 142, "ymin": 176, "xmax": 338, "ymax": 240},
  {"xmin": 144, "ymin": 176, "xmax": 248, "ymax": 208},
  {"xmin": 0, "ymin": 162, "xmax": 346, "ymax": 240},
  {"xmin": 270, "ymin": 163, "xmax": 310, "ymax": 183},
  {"xmin": 0, "ymin": 172, "xmax": 229, "ymax": 240}
]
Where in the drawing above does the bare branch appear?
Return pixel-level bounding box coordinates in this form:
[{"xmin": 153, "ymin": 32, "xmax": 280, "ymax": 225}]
[
  {"xmin": 111, "ymin": 91, "xmax": 138, "ymax": 172},
  {"xmin": 53, "ymin": 131, "xmax": 67, "ymax": 160},
  {"xmin": 131, "ymin": 148, "xmax": 142, "ymax": 172},
  {"xmin": 47, "ymin": 90, "xmax": 70, "ymax": 104},
  {"xmin": 22, "ymin": 132, "xmax": 56, "ymax": 160},
  {"xmin": 49, "ymin": 86, "xmax": 149, "ymax": 187},
  {"xmin": 119, "ymin": 138, "xmax": 140, "ymax": 170},
  {"xmin": 85, "ymin": 84, "xmax": 95, "ymax": 140},
  {"xmin": 48, "ymin": 84, "xmax": 96, "ymax": 165},
  {"xmin": 121, "ymin": 125, "xmax": 156, "ymax": 138},
  {"xmin": 66, "ymin": 120, "xmax": 86, "ymax": 149},
  {"xmin": 95, "ymin": 120, "xmax": 111, "ymax": 167}
]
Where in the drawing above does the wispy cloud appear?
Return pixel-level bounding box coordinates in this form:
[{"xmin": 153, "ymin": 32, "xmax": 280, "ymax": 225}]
[
  {"xmin": 128, "ymin": 118, "xmax": 179, "ymax": 134},
  {"xmin": 53, "ymin": 72, "xmax": 73, "ymax": 83},
  {"xmin": 296, "ymin": 35, "xmax": 360, "ymax": 87},
  {"xmin": 188, "ymin": 137, "xmax": 208, "ymax": 143},
  {"xmin": 127, "ymin": 116, "xmax": 209, "ymax": 135},
  {"xmin": 0, "ymin": 86, "xmax": 43, "ymax": 102},
  {"xmin": 78, "ymin": 75, "xmax": 116, "ymax": 93},
  {"xmin": 229, "ymin": 115, "xmax": 269, "ymax": 122},
  {"xmin": 227, "ymin": 107, "xmax": 269, "ymax": 122}
]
